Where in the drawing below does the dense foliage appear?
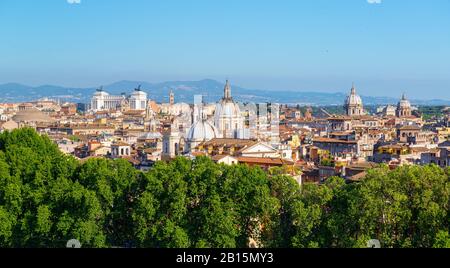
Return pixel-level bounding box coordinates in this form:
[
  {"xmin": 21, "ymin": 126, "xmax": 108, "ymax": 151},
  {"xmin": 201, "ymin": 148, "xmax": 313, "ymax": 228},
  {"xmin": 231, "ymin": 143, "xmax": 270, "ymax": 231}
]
[
  {"xmin": 0, "ymin": 128, "xmax": 449, "ymax": 248},
  {"xmin": 417, "ymin": 106, "xmax": 447, "ymax": 120}
]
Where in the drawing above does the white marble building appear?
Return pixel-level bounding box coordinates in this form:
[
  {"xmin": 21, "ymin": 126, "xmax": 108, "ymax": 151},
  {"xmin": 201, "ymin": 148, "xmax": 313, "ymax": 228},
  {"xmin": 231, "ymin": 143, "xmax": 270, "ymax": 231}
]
[
  {"xmin": 130, "ymin": 86, "xmax": 148, "ymax": 110},
  {"xmin": 91, "ymin": 88, "xmax": 126, "ymax": 112},
  {"xmin": 90, "ymin": 86, "xmax": 148, "ymax": 112}
]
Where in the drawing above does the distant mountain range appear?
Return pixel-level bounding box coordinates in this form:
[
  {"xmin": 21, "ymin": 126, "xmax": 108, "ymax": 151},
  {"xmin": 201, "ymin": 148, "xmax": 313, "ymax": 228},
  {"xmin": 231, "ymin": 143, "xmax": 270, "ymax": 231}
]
[{"xmin": 1, "ymin": 79, "xmax": 449, "ymax": 106}]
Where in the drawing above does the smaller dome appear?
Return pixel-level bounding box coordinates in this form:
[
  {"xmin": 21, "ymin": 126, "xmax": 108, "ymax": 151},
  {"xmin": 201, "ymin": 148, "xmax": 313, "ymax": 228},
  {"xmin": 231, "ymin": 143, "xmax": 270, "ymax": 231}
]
[
  {"xmin": 346, "ymin": 94, "xmax": 363, "ymax": 106},
  {"xmin": 398, "ymin": 94, "xmax": 411, "ymax": 109},
  {"xmin": 187, "ymin": 120, "xmax": 220, "ymax": 142},
  {"xmin": 345, "ymin": 85, "xmax": 363, "ymax": 106}
]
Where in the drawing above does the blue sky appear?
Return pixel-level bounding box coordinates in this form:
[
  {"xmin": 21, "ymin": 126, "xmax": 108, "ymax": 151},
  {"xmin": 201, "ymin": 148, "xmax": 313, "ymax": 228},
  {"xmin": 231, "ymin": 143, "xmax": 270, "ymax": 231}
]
[{"xmin": 0, "ymin": 0, "xmax": 449, "ymax": 99}]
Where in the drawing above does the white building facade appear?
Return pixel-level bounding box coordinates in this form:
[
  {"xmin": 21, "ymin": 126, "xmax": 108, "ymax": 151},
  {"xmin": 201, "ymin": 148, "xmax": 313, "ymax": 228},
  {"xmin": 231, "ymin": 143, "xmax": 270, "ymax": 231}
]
[
  {"xmin": 91, "ymin": 89, "xmax": 126, "ymax": 112},
  {"xmin": 130, "ymin": 87, "xmax": 148, "ymax": 110},
  {"xmin": 90, "ymin": 86, "xmax": 148, "ymax": 112}
]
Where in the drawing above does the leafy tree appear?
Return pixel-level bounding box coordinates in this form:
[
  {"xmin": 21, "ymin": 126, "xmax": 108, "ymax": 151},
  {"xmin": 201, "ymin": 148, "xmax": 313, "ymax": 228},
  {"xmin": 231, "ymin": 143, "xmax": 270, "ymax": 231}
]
[
  {"xmin": 433, "ymin": 231, "xmax": 450, "ymax": 248},
  {"xmin": 184, "ymin": 157, "xmax": 239, "ymax": 248},
  {"xmin": 75, "ymin": 158, "xmax": 141, "ymax": 247},
  {"xmin": 220, "ymin": 163, "xmax": 279, "ymax": 248},
  {"xmin": 132, "ymin": 159, "xmax": 189, "ymax": 248},
  {"xmin": 0, "ymin": 128, "xmax": 449, "ymax": 248},
  {"xmin": 264, "ymin": 174, "xmax": 300, "ymax": 248}
]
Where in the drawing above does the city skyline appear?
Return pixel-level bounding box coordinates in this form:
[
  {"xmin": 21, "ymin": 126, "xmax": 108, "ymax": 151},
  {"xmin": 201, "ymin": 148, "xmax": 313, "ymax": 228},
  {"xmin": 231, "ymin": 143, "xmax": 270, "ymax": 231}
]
[{"xmin": 0, "ymin": 0, "xmax": 449, "ymax": 99}]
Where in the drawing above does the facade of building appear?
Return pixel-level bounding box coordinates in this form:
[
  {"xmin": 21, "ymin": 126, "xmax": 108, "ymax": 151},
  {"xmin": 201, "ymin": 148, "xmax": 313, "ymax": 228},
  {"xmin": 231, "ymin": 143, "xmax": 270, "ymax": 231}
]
[
  {"xmin": 378, "ymin": 105, "xmax": 396, "ymax": 117},
  {"xmin": 396, "ymin": 94, "xmax": 412, "ymax": 117},
  {"xmin": 312, "ymin": 137, "xmax": 359, "ymax": 158},
  {"xmin": 91, "ymin": 86, "xmax": 148, "ymax": 112},
  {"xmin": 162, "ymin": 126, "xmax": 184, "ymax": 161},
  {"xmin": 111, "ymin": 142, "xmax": 131, "ymax": 158},
  {"xmin": 421, "ymin": 147, "xmax": 450, "ymax": 168},
  {"xmin": 91, "ymin": 88, "xmax": 126, "ymax": 112},
  {"xmin": 61, "ymin": 103, "xmax": 77, "ymax": 116},
  {"xmin": 129, "ymin": 86, "xmax": 148, "ymax": 110}
]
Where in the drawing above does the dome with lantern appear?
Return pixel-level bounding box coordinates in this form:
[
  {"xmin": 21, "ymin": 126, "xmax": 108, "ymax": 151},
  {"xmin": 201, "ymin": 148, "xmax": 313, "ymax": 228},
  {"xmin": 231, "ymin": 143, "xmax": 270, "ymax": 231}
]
[
  {"xmin": 344, "ymin": 83, "xmax": 364, "ymax": 116},
  {"xmin": 185, "ymin": 103, "xmax": 221, "ymax": 153},
  {"xmin": 345, "ymin": 85, "xmax": 363, "ymax": 107},
  {"xmin": 187, "ymin": 119, "xmax": 220, "ymax": 143},
  {"xmin": 397, "ymin": 93, "xmax": 411, "ymax": 109},
  {"xmin": 213, "ymin": 80, "xmax": 244, "ymax": 138},
  {"xmin": 396, "ymin": 93, "xmax": 412, "ymax": 117}
]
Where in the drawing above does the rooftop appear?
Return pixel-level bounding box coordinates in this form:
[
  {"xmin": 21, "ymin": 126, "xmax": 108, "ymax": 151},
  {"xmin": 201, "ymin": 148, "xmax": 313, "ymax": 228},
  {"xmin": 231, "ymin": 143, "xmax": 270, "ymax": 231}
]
[{"xmin": 313, "ymin": 137, "xmax": 358, "ymax": 144}]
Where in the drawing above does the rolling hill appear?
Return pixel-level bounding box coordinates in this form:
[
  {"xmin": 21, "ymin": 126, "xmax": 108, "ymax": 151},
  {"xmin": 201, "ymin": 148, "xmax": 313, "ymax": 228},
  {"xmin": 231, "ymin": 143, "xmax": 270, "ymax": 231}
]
[{"xmin": 1, "ymin": 79, "xmax": 449, "ymax": 106}]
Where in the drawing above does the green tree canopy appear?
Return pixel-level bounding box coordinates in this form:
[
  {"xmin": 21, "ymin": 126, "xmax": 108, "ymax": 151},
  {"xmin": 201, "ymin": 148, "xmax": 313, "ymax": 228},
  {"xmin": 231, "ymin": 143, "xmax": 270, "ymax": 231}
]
[{"xmin": 0, "ymin": 128, "xmax": 448, "ymax": 248}]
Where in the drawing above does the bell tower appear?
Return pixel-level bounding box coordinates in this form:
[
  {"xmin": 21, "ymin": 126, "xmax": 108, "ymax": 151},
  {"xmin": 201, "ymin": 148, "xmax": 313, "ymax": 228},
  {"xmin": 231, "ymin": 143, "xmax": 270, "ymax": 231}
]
[{"xmin": 169, "ymin": 90, "xmax": 175, "ymax": 105}]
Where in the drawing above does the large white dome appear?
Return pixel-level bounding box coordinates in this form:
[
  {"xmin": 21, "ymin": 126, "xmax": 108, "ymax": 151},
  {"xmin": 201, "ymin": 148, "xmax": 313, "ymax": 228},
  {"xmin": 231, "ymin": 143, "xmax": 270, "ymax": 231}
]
[
  {"xmin": 215, "ymin": 100, "xmax": 241, "ymax": 119},
  {"xmin": 187, "ymin": 120, "xmax": 220, "ymax": 142}
]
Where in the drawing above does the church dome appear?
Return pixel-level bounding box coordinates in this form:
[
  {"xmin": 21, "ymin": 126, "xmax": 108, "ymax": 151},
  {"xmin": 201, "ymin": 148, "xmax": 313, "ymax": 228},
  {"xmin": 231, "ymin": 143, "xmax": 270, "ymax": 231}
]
[
  {"xmin": 215, "ymin": 100, "xmax": 241, "ymax": 119},
  {"xmin": 187, "ymin": 120, "xmax": 219, "ymax": 142},
  {"xmin": 345, "ymin": 85, "xmax": 363, "ymax": 106},
  {"xmin": 213, "ymin": 80, "xmax": 245, "ymax": 138},
  {"xmin": 398, "ymin": 94, "xmax": 411, "ymax": 109},
  {"xmin": 214, "ymin": 80, "xmax": 242, "ymax": 121}
]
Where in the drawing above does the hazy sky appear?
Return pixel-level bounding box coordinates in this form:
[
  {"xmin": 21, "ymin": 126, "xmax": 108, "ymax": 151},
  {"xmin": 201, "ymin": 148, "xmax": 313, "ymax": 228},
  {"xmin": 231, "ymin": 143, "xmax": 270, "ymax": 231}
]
[{"xmin": 0, "ymin": 0, "xmax": 449, "ymax": 99}]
